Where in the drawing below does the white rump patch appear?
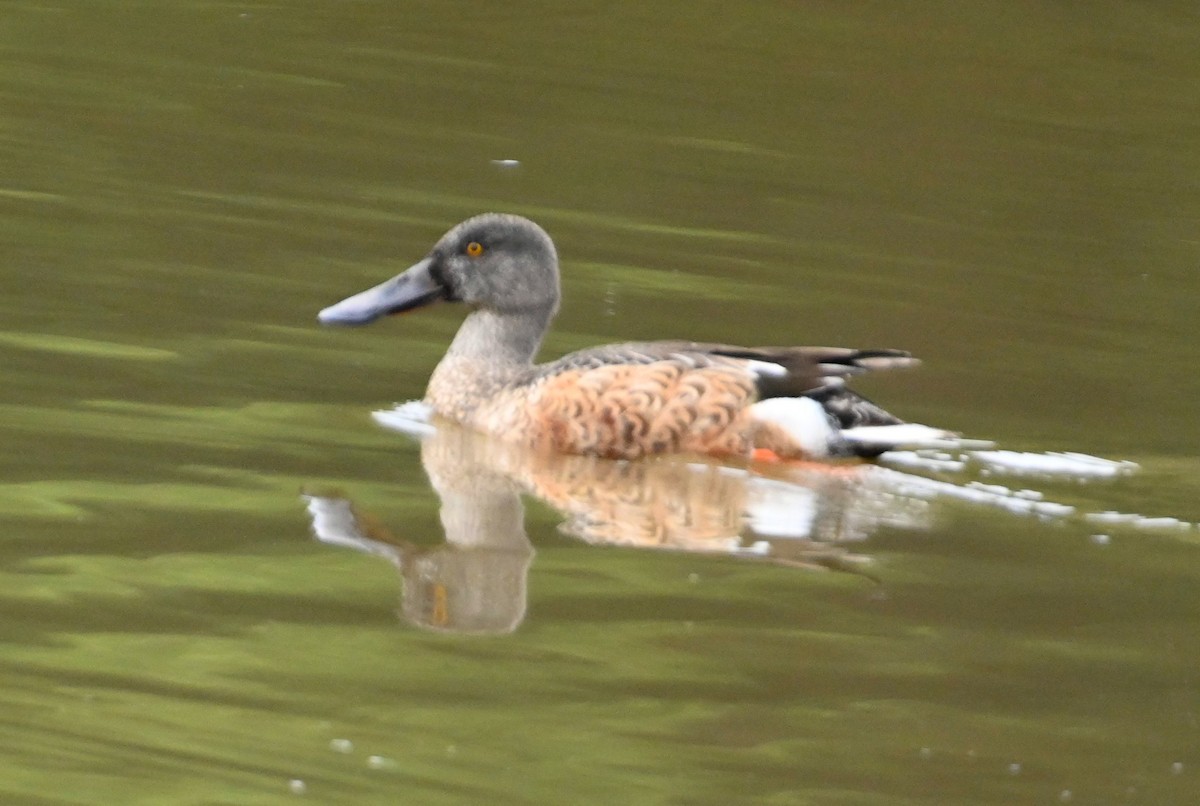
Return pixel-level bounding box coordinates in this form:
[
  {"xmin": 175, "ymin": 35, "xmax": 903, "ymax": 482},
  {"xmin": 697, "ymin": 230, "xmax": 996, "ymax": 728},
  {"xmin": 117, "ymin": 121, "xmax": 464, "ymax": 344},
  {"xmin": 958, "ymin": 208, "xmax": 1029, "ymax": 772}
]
[{"xmin": 749, "ymin": 397, "xmax": 836, "ymax": 457}]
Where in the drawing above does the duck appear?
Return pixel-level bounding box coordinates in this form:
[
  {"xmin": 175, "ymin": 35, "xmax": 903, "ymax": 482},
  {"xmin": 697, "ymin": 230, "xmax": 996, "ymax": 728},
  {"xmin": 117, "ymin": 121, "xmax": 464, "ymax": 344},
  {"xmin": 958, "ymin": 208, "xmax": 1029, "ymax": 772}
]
[{"xmin": 318, "ymin": 213, "xmax": 964, "ymax": 461}]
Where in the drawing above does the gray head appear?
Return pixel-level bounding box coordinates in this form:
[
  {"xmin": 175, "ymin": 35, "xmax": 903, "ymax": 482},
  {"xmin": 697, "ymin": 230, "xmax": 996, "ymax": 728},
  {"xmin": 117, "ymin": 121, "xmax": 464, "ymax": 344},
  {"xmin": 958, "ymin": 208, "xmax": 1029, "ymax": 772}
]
[{"xmin": 318, "ymin": 213, "xmax": 561, "ymax": 325}]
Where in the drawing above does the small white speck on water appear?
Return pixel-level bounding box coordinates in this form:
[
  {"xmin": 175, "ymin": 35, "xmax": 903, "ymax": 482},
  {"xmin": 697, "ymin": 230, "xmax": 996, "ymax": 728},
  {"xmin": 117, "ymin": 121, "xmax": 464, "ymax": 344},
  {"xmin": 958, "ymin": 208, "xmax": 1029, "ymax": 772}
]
[
  {"xmin": 1171, "ymin": 761, "xmax": 1184, "ymax": 775},
  {"xmin": 367, "ymin": 755, "xmax": 394, "ymax": 770},
  {"xmin": 918, "ymin": 747, "xmax": 932, "ymax": 760},
  {"xmin": 603, "ymin": 283, "xmax": 618, "ymax": 316},
  {"xmin": 1059, "ymin": 789, "xmax": 1072, "ymax": 802},
  {"xmin": 1090, "ymin": 533, "xmax": 1111, "ymax": 546},
  {"xmin": 446, "ymin": 744, "xmax": 458, "ymax": 756},
  {"xmin": 1008, "ymin": 762, "xmax": 1021, "ymax": 776},
  {"xmin": 288, "ymin": 779, "xmax": 306, "ymax": 795},
  {"xmin": 329, "ymin": 738, "xmax": 353, "ymax": 753},
  {"xmin": 490, "ymin": 159, "xmax": 520, "ymax": 168},
  {"xmin": 687, "ymin": 573, "xmax": 700, "ymax": 584}
]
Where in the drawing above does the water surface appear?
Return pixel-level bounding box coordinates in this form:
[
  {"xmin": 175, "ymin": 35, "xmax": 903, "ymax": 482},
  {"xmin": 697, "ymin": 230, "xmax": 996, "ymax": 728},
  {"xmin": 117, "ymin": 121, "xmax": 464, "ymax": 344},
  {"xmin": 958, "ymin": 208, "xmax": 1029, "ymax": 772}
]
[{"xmin": 2, "ymin": 2, "xmax": 1199, "ymax": 803}]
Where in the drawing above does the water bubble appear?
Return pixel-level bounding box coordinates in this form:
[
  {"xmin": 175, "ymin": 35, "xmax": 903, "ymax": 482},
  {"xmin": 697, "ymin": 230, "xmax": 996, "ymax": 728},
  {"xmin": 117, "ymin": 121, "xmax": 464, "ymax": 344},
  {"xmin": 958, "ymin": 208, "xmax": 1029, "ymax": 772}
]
[
  {"xmin": 1171, "ymin": 761, "xmax": 1184, "ymax": 775},
  {"xmin": 1090, "ymin": 533, "xmax": 1111, "ymax": 546},
  {"xmin": 288, "ymin": 779, "xmax": 307, "ymax": 795},
  {"xmin": 329, "ymin": 738, "xmax": 353, "ymax": 753},
  {"xmin": 1008, "ymin": 762, "xmax": 1021, "ymax": 776},
  {"xmin": 918, "ymin": 747, "xmax": 932, "ymax": 760}
]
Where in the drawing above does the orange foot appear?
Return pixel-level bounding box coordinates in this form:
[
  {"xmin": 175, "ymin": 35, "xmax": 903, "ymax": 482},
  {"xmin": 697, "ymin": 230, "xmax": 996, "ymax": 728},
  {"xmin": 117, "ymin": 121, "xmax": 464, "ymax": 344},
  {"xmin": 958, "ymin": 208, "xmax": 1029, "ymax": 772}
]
[{"xmin": 750, "ymin": 449, "xmax": 865, "ymax": 477}]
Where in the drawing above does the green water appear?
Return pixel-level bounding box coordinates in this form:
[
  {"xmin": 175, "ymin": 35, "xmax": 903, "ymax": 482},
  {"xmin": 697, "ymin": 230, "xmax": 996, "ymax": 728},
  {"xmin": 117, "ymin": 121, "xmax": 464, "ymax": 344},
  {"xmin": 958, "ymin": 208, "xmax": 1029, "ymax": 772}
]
[{"xmin": 2, "ymin": 2, "xmax": 1199, "ymax": 803}]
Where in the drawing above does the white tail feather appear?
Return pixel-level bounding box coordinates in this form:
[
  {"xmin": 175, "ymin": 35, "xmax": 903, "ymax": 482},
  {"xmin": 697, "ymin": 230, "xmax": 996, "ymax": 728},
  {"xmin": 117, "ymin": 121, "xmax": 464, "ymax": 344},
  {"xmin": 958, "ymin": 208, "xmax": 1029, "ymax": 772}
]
[{"xmin": 842, "ymin": 424, "xmax": 969, "ymax": 451}]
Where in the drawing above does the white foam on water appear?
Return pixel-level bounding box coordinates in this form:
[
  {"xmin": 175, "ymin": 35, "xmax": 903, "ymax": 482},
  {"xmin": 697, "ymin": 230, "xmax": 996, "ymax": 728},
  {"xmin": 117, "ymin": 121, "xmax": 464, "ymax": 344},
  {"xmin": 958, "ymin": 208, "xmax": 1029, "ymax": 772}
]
[
  {"xmin": 372, "ymin": 400, "xmax": 436, "ymax": 438},
  {"xmin": 1130, "ymin": 517, "xmax": 1191, "ymax": 531},
  {"xmin": 880, "ymin": 450, "xmax": 966, "ymax": 474},
  {"xmin": 1083, "ymin": 511, "xmax": 1195, "ymax": 532},
  {"xmin": 874, "ymin": 448, "xmax": 1196, "ymax": 534},
  {"xmin": 970, "ymin": 450, "xmax": 1139, "ymax": 478},
  {"xmin": 863, "ymin": 465, "xmax": 1078, "ymax": 520}
]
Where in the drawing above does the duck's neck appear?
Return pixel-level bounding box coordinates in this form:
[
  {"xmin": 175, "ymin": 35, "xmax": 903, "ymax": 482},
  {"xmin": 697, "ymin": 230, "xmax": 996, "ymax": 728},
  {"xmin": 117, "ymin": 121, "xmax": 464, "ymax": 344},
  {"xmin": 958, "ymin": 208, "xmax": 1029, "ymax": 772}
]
[
  {"xmin": 445, "ymin": 307, "xmax": 550, "ymax": 367},
  {"xmin": 426, "ymin": 308, "xmax": 552, "ymax": 417}
]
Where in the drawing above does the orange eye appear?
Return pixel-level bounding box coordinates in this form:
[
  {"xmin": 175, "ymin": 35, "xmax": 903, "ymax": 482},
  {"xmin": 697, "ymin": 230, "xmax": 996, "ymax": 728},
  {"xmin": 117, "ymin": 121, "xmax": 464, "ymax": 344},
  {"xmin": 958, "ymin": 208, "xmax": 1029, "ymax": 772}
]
[{"xmin": 466, "ymin": 241, "xmax": 484, "ymax": 257}]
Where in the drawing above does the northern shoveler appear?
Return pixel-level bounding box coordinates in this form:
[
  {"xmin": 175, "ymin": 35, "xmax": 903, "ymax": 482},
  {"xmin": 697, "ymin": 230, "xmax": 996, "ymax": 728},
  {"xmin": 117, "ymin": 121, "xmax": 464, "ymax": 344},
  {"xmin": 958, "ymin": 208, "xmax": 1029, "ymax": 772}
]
[{"xmin": 318, "ymin": 213, "xmax": 961, "ymax": 460}]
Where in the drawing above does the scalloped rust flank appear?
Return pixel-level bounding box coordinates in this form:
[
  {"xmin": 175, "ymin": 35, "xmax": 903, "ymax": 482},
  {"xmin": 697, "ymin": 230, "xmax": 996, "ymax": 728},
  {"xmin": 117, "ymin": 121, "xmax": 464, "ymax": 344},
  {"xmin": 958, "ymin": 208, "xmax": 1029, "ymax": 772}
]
[{"xmin": 433, "ymin": 359, "xmax": 802, "ymax": 460}]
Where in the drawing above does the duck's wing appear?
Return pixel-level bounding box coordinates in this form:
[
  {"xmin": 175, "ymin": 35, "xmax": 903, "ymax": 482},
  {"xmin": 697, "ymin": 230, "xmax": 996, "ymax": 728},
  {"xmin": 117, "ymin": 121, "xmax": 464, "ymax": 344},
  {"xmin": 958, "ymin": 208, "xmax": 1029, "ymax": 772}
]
[
  {"xmin": 544, "ymin": 341, "xmax": 913, "ymax": 381},
  {"xmin": 536, "ymin": 341, "xmax": 916, "ymax": 424},
  {"xmin": 509, "ymin": 341, "xmax": 938, "ymax": 459}
]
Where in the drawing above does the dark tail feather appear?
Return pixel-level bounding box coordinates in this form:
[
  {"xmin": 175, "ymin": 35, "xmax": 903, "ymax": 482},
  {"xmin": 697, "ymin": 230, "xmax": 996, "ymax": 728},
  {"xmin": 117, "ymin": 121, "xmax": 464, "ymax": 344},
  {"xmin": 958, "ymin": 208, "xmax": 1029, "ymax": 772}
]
[
  {"xmin": 807, "ymin": 386, "xmax": 905, "ymax": 430},
  {"xmin": 722, "ymin": 345, "xmax": 919, "ymax": 401}
]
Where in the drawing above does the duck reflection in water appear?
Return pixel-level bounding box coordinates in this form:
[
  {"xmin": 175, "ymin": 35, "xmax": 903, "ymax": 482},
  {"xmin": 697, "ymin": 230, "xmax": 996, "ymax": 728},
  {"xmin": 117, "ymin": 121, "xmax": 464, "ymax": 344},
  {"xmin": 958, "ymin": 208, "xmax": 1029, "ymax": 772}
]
[{"xmin": 304, "ymin": 404, "xmax": 935, "ymax": 634}]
